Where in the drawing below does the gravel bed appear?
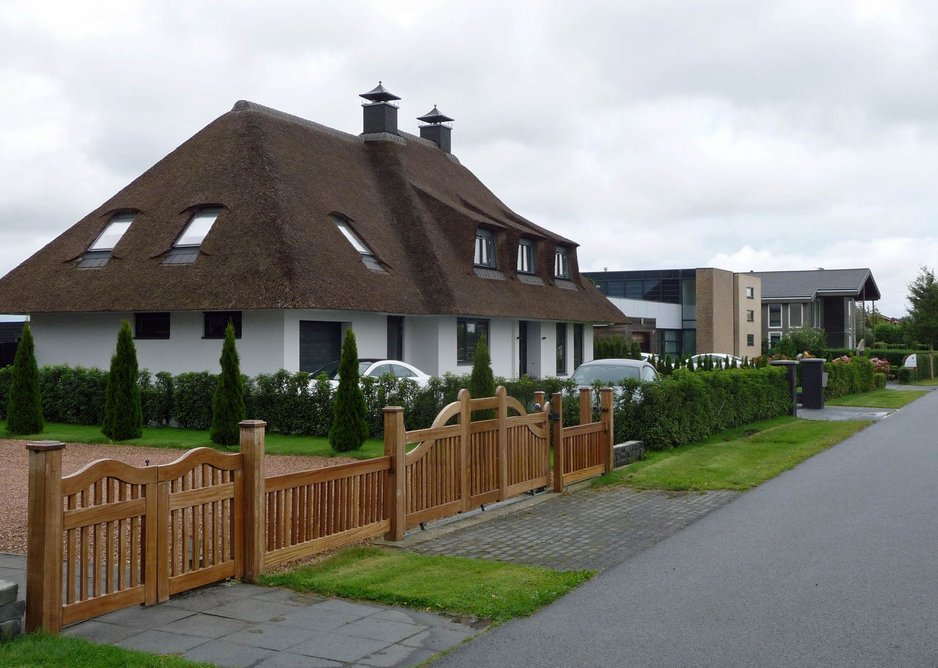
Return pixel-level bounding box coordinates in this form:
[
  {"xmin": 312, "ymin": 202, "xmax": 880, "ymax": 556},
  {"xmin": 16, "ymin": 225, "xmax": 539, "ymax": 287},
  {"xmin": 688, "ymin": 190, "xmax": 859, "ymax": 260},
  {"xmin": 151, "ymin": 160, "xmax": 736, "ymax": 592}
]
[{"xmin": 0, "ymin": 439, "xmax": 356, "ymax": 555}]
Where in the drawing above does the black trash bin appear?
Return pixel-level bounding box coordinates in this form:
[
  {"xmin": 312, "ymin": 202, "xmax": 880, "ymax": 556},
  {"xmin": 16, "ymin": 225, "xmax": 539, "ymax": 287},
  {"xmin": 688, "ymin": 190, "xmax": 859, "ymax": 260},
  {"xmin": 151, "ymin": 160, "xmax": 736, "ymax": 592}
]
[{"xmin": 800, "ymin": 358, "xmax": 826, "ymax": 409}]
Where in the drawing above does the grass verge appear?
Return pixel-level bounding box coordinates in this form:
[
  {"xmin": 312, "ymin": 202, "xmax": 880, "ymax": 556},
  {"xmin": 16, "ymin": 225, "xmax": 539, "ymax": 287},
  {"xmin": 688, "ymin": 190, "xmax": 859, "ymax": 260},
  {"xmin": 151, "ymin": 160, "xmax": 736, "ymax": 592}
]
[
  {"xmin": 826, "ymin": 389, "xmax": 926, "ymax": 409},
  {"xmin": 0, "ymin": 421, "xmax": 385, "ymax": 459},
  {"xmin": 259, "ymin": 546, "xmax": 593, "ymax": 623},
  {"xmin": 595, "ymin": 417, "xmax": 869, "ymax": 491},
  {"xmin": 0, "ymin": 631, "xmax": 210, "ymax": 667},
  {"xmin": 911, "ymin": 377, "xmax": 938, "ymax": 386}
]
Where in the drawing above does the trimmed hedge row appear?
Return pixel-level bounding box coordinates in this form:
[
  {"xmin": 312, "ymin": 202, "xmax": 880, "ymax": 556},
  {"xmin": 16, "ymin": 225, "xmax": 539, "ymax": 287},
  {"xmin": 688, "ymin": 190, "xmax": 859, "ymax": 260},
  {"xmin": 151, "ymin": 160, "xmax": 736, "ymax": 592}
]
[
  {"xmin": 612, "ymin": 366, "xmax": 791, "ymax": 450},
  {"xmin": 824, "ymin": 356, "xmax": 875, "ymax": 399}
]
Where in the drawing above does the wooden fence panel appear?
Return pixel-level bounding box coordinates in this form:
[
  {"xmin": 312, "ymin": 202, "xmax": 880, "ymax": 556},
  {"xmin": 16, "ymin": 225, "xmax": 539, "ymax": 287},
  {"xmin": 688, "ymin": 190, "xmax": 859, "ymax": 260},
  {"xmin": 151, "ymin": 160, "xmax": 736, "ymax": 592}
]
[{"xmin": 263, "ymin": 458, "xmax": 391, "ymax": 568}]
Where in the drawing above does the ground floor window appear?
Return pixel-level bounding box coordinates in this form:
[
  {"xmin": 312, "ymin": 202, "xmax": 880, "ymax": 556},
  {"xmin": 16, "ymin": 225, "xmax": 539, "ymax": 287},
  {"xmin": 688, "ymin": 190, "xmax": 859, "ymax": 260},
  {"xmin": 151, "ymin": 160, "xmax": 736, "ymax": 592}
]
[
  {"xmin": 556, "ymin": 323, "xmax": 567, "ymax": 375},
  {"xmin": 747, "ymin": 333, "xmax": 755, "ymax": 347},
  {"xmin": 573, "ymin": 323, "xmax": 584, "ymax": 369},
  {"xmin": 457, "ymin": 318, "xmax": 489, "ymax": 365},
  {"xmin": 134, "ymin": 312, "xmax": 170, "ymax": 340},
  {"xmin": 204, "ymin": 311, "xmax": 242, "ymax": 339},
  {"xmin": 768, "ymin": 331, "xmax": 782, "ymax": 347}
]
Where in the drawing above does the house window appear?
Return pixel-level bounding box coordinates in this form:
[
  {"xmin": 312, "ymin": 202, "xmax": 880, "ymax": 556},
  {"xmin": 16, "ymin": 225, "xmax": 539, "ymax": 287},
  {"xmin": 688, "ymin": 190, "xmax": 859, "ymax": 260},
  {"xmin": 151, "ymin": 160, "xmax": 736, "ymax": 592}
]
[
  {"xmin": 474, "ymin": 229, "xmax": 495, "ymax": 268},
  {"xmin": 747, "ymin": 333, "xmax": 755, "ymax": 347},
  {"xmin": 556, "ymin": 323, "xmax": 567, "ymax": 375},
  {"xmin": 457, "ymin": 318, "xmax": 489, "ymax": 364},
  {"xmin": 333, "ymin": 215, "xmax": 384, "ymax": 272},
  {"xmin": 90, "ymin": 214, "xmax": 134, "ymax": 251},
  {"xmin": 746, "ymin": 286, "xmax": 754, "ymax": 299},
  {"xmin": 554, "ymin": 246, "xmax": 570, "ymax": 279},
  {"xmin": 204, "ymin": 311, "xmax": 242, "ymax": 339},
  {"xmin": 134, "ymin": 312, "xmax": 170, "ymax": 340},
  {"xmin": 746, "ymin": 309, "xmax": 755, "ymax": 323},
  {"xmin": 789, "ymin": 303, "xmax": 803, "ymax": 328},
  {"xmin": 573, "ymin": 323, "xmax": 584, "ymax": 369},
  {"xmin": 768, "ymin": 332, "xmax": 782, "ymax": 347},
  {"xmin": 517, "ymin": 239, "xmax": 535, "ymax": 274},
  {"xmin": 176, "ymin": 208, "xmax": 220, "ymax": 247},
  {"xmin": 768, "ymin": 304, "xmax": 782, "ymax": 328}
]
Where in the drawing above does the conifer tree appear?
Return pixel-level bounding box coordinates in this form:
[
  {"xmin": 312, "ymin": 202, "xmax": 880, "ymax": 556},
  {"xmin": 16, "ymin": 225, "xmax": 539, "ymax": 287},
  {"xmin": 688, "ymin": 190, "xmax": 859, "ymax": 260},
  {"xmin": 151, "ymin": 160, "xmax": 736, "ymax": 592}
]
[
  {"xmin": 102, "ymin": 320, "xmax": 143, "ymax": 440},
  {"xmin": 329, "ymin": 329, "xmax": 368, "ymax": 452},
  {"xmin": 469, "ymin": 335, "xmax": 496, "ymax": 418},
  {"xmin": 6, "ymin": 322, "xmax": 44, "ymax": 435},
  {"xmin": 210, "ymin": 322, "xmax": 245, "ymax": 446}
]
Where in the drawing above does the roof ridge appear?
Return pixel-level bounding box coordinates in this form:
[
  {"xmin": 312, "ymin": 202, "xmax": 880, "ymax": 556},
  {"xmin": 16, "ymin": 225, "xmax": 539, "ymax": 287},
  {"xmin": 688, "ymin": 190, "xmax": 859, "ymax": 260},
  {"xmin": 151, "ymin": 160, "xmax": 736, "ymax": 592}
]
[{"xmin": 232, "ymin": 100, "xmax": 359, "ymax": 143}]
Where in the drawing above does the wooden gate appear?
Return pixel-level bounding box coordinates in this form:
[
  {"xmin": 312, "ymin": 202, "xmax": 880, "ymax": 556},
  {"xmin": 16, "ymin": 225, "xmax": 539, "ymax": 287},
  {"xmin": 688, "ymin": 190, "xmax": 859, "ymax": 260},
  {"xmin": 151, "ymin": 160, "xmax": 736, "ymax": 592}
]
[{"xmin": 27, "ymin": 443, "xmax": 243, "ymax": 631}]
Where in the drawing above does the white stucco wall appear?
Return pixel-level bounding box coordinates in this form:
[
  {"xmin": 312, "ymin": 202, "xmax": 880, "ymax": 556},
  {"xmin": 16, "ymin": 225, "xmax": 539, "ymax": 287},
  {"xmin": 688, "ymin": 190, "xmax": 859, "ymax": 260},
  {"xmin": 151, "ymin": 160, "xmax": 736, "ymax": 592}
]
[{"xmin": 608, "ymin": 297, "xmax": 682, "ymax": 329}]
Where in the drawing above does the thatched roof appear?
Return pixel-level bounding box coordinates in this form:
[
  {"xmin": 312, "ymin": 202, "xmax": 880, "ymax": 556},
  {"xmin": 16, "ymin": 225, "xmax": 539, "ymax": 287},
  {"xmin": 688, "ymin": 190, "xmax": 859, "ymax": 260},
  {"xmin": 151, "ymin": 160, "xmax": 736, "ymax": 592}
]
[{"xmin": 0, "ymin": 101, "xmax": 624, "ymax": 323}]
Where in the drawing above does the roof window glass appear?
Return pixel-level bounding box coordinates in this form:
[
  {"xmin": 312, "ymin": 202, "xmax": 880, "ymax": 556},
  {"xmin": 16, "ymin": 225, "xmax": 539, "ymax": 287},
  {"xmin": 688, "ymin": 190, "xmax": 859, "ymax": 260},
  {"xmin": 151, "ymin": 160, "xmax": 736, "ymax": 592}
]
[
  {"xmin": 176, "ymin": 208, "xmax": 220, "ymax": 247},
  {"xmin": 89, "ymin": 214, "xmax": 134, "ymax": 251}
]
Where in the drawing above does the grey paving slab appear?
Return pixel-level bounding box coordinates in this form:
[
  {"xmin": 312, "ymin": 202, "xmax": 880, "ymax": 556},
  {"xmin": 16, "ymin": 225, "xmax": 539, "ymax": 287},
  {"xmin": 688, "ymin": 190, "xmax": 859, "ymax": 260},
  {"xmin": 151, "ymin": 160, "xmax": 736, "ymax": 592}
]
[
  {"xmin": 163, "ymin": 582, "xmax": 273, "ymax": 611},
  {"xmin": 277, "ymin": 605, "xmax": 365, "ymax": 631},
  {"xmin": 202, "ymin": 597, "xmax": 298, "ymax": 623},
  {"xmin": 220, "ymin": 621, "xmax": 310, "ymax": 651},
  {"xmin": 157, "ymin": 611, "xmax": 252, "ymax": 638},
  {"xmin": 290, "ymin": 630, "xmax": 392, "ymax": 663},
  {"xmin": 116, "ymin": 628, "xmax": 208, "ymax": 654},
  {"xmin": 96, "ymin": 602, "xmax": 195, "ymax": 627},
  {"xmin": 398, "ymin": 624, "xmax": 477, "ymax": 652},
  {"xmin": 256, "ymin": 652, "xmax": 343, "ymax": 667},
  {"xmin": 62, "ymin": 619, "xmax": 145, "ymax": 644},
  {"xmin": 183, "ymin": 639, "xmax": 275, "ymax": 667},
  {"xmin": 338, "ymin": 617, "xmax": 428, "ymax": 643},
  {"xmin": 356, "ymin": 643, "xmax": 437, "ymax": 667},
  {"xmin": 250, "ymin": 588, "xmax": 326, "ymax": 606}
]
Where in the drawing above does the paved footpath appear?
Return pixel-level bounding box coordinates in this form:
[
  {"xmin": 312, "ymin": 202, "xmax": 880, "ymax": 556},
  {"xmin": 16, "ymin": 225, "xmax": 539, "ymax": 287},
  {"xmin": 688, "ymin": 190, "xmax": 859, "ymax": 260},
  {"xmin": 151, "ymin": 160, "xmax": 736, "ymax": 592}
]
[{"xmin": 436, "ymin": 389, "xmax": 938, "ymax": 667}]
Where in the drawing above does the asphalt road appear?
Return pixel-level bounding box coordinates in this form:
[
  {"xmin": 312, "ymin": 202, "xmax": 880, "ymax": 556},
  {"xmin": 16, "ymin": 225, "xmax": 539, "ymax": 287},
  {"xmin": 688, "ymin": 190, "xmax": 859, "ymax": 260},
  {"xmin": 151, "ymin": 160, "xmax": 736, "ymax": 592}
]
[{"xmin": 436, "ymin": 390, "xmax": 938, "ymax": 667}]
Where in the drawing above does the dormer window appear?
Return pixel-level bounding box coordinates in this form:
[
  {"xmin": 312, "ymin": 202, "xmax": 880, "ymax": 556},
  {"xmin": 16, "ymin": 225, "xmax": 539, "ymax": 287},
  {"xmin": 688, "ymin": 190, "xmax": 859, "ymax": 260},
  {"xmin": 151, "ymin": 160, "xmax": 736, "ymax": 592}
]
[
  {"xmin": 332, "ymin": 214, "xmax": 385, "ymax": 272},
  {"xmin": 164, "ymin": 207, "xmax": 220, "ymax": 264},
  {"xmin": 554, "ymin": 246, "xmax": 570, "ymax": 279},
  {"xmin": 78, "ymin": 213, "xmax": 135, "ymax": 268},
  {"xmin": 474, "ymin": 228, "xmax": 495, "ymax": 268},
  {"xmin": 517, "ymin": 239, "xmax": 535, "ymax": 274}
]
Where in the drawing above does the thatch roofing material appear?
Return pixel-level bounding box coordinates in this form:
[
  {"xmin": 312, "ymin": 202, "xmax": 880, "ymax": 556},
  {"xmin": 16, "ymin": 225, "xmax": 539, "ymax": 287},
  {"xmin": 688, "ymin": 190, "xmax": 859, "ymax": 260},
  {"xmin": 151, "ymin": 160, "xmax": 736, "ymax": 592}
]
[{"xmin": 0, "ymin": 101, "xmax": 623, "ymax": 324}]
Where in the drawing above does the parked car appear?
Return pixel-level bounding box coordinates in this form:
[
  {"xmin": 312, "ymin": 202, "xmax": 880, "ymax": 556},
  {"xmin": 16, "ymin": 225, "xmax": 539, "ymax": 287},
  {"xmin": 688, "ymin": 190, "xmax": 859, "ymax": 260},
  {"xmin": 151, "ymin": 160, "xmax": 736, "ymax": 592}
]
[
  {"xmin": 689, "ymin": 353, "xmax": 743, "ymax": 368},
  {"xmin": 571, "ymin": 358, "xmax": 660, "ymax": 387},
  {"xmin": 311, "ymin": 358, "xmax": 432, "ymax": 388}
]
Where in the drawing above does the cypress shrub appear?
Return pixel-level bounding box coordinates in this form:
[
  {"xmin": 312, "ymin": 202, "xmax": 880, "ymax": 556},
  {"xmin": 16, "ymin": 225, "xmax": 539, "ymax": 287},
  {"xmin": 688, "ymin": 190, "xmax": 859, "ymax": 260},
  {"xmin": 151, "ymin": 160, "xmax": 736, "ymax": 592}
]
[
  {"xmin": 329, "ymin": 329, "xmax": 368, "ymax": 452},
  {"xmin": 210, "ymin": 323, "xmax": 246, "ymax": 446},
  {"xmin": 101, "ymin": 320, "xmax": 143, "ymax": 441},
  {"xmin": 6, "ymin": 322, "xmax": 44, "ymax": 435},
  {"xmin": 469, "ymin": 335, "xmax": 496, "ymax": 418}
]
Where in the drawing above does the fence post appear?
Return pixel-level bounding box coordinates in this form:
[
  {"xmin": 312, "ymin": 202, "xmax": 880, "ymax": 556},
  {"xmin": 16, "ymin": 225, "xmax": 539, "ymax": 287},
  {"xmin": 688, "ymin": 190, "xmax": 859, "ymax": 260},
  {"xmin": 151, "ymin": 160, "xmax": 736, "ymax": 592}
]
[
  {"xmin": 497, "ymin": 386, "xmax": 509, "ymax": 501},
  {"xmin": 240, "ymin": 420, "xmax": 267, "ymax": 583},
  {"xmin": 578, "ymin": 387, "xmax": 592, "ymax": 425},
  {"xmin": 551, "ymin": 393, "xmax": 564, "ymax": 493},
  {"xmin": 384, "ymin": 407, "xmax": 406, "ymax": 541},
  {"xmin": 534, "ymin": 391, "xmax": 545, "ymax": 410},
  {"xmin": 600, "ymin": 387, "xmax": 614, "ymax": 473},
  {"xmin": 459, "ymin": 389, "xmax": 472, "ymax": 511},
  {"xmin": 26, "ymin": 441, "xmax": 65, "ymax": 633}
]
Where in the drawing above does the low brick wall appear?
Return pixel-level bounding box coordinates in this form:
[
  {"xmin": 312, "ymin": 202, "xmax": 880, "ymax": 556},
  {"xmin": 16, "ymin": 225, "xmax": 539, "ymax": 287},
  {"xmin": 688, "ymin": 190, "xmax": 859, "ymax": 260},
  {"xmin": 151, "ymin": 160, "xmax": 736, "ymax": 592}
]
[
  {"xmin": 0, "ymin": 580, "xmax": 24, "ymax": 641},
  {"xmin": 613, "ymin": 440, "xmax": 644, "ymax": 469}
]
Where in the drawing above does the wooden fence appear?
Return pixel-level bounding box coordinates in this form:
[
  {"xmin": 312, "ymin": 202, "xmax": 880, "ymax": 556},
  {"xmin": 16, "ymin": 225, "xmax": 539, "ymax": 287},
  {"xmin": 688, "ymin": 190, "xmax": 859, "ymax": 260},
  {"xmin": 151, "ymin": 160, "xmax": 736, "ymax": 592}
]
[{"xmin": 26, "ymin": 387, "xmax": 613, "ymax": 632}]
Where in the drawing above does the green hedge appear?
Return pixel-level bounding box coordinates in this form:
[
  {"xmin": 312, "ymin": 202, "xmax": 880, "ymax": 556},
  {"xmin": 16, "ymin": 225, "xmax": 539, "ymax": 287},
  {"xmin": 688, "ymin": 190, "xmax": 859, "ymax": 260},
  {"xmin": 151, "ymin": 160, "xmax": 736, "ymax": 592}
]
[
  {"xmin": 824, "ymin": 356, "xmax": 876, "ymax": 399},
  {"xmin": 612, "ymin": 366, "xmax": 791, "ymax": 450}
]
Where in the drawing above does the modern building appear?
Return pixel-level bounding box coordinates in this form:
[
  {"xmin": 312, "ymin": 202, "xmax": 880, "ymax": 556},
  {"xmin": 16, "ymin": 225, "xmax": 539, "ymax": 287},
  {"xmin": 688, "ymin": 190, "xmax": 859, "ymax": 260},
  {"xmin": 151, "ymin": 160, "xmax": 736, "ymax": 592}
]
[
  {"xmin": 583, "ymin": 268, "xmax": 761, "ymax": 359},
  {"xmin": 0, "ymin": 85, "xmax": 623, "ymax": 379},
  {"xmin": 750, "ymin": 269, "xmax": 880, "ymax": 349}
]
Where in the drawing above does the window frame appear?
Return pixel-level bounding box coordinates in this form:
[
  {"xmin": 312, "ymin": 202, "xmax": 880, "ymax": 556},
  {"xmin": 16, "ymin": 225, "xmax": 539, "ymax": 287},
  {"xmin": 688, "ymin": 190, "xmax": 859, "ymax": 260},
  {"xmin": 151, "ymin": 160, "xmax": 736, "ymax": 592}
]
[
  {"xmin": 474, "ymin": 228, "xmax": 496, "ymax": 268},
  {"xmin": 175, "ymin": 208, "xmax": 221, "ymax": 248},
  {"xmin": 789, "ymin": 303, "xmax": 803, "ymax": 328},
  {"xmin": 554, "ymin": 246, "xmax": 570, "ymax": 279},
  {"xmin": 89, "ymin": 214, "xmax": 135, "ymax": 252},
  {"xmin": 746, "ymin": 309, "xmax": 755, "ymax": 323},
  {"xmin": 456, "ymin": 318, "xmax": 489, "ymax": 365},
  {"xmin": 746, "ymin": 286, "xmax": 755, "ymax": 299},
  {"xmin": 768, "ymin": 331, "xmax": 782, "ymax": 347},
  {"xmin": 516, "ymin": 238, "xmax": 535, "ymax": 274},
  {"xmin": 134, "ymin": 312, "xmax": 170, "ymax": 340},
  {"xmin": 768, "ymin": 304, "xmax": 782, "ymax": 329},
  {"xmin": 746, "ymin": 333, "xmax": 755, "ymax": 347},
  {"xmin": 203, "ymin": 311, "xmax": 242, "ymax": 339}
]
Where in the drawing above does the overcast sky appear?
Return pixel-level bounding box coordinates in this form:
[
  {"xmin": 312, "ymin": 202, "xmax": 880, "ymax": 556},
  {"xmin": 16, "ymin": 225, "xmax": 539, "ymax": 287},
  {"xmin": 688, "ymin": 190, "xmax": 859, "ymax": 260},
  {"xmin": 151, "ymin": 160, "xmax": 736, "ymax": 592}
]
[{"xmin": 2, "ymin": 0, "xmax": 936, "ymax": 316}]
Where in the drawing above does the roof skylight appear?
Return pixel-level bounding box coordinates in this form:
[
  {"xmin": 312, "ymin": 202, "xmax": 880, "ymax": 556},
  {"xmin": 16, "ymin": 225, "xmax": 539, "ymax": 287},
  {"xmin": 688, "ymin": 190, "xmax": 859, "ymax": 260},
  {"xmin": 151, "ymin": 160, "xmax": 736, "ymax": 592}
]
[
  {"xmin": 175, "ymin": 208, "xmax": 220, "ymax": 247},
  {"xmin": 89, "ymin": 214, "xmax": 134, "ymax": 251},
  {"xmin": 332, "ymin": 215, "xmax": 385, "ymax": 272}
]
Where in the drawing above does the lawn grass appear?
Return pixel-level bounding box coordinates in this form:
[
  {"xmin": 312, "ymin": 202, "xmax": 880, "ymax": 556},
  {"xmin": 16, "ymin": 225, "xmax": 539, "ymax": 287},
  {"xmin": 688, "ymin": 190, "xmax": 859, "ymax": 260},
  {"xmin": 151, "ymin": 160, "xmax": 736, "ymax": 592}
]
[
  {"xmin": 0, "ymin": 631, "xmax": 210, "ymax": 667},
  {"xmin": 911, "ymin": 376, "xmax": 938, "ymax": 386},
  {"xmin": 259, "ymin": 546, "xmax": 593, "ymax": 623},
  {"xmin": 0, "ymin": 420, "xmax": 385, "ymax": 459},
  {"xmin": 826, "ymin": 389, "xmax": 926, "ymax": 409},
  {"xmin": 595, "ymin": 417, "xmax": 870, "ymax": 491}
]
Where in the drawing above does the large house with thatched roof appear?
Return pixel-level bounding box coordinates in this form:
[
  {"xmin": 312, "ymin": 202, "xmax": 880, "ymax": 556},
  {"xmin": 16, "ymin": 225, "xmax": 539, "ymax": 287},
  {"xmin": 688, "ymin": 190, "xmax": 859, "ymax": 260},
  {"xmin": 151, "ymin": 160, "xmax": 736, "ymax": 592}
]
[{"xmin": 0, "ymin": 84, "xmax": 623, "ymax": 378}]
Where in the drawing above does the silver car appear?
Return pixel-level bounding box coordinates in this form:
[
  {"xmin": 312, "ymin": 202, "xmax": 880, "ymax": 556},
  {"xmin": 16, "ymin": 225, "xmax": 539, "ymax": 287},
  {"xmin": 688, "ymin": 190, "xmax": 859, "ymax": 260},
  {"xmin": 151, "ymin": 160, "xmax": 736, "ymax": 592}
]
[{"xmin": 571, "ymin": 358, "xmax": 660, "ymax": 386}]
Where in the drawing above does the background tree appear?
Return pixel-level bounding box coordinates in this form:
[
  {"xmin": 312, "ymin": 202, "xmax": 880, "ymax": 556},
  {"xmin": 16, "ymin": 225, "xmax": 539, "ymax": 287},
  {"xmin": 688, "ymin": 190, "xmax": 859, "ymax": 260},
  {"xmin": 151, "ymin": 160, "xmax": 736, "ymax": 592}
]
[
  {"xmin": 907, "ymin": 266, "xmax": 938, "ymax": 349},
  {"xmin": 102, "ymin": 320, "xmax": 143, "ymax": 440},
  {"xmin": 329, "ymin": 329, "xmax": 368, "ymax": 452},
  {"xmin": 469, "ymin": 335, "xmax": 496, "ymax": 418},
  {"xmin": 770, "ymin": 325, "xmax": 829, "ymax": 359},
  {"xmin": 6, "ymin": 322, "xmax": 44, "ymax": 435},
  {"xmin": 210, "ymin": 322, "xmax": 245, "ymax": 446}
]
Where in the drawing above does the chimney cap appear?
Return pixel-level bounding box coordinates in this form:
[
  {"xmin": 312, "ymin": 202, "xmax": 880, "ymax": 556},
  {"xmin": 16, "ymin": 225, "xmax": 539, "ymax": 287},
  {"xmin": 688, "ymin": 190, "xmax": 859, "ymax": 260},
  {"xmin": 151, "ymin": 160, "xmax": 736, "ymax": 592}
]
[
  {"xmin": 417, "ymin": 105, "xmax": 454, "ymax": 125},
  {"xmin": 360, "ymin": 81, "xmax": 401, "ymax": 103}
]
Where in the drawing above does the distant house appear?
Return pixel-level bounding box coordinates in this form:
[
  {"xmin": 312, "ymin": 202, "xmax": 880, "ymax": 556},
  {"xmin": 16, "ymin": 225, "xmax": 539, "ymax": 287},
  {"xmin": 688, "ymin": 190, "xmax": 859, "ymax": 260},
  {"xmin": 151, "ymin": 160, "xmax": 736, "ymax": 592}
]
[
  {"xmin": 0, "ymin": 85, "xmax": 623, "ymax": 378},
  {"xmin": 583, "ymin": 268, "xmax": 761, "ymax": 359},
  {"xmin": 750, "ymin": 269, "xmax": 880, "ymax": 349}
]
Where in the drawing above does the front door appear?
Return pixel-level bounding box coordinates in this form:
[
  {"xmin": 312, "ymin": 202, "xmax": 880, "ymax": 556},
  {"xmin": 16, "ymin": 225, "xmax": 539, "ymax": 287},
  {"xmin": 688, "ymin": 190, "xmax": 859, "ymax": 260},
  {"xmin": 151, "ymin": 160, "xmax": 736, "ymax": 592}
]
[{"xmin": 299, "ymin": 321, "xmax": 342, "ymax": 373}]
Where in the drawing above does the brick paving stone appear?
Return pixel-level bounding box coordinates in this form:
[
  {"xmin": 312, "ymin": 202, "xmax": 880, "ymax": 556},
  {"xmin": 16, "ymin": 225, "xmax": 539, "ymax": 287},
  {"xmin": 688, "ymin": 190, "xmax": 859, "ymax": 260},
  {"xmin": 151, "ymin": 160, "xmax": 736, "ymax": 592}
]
[{"xmin": 408, "ymin": 486, "xmax": 739, "ymax": 572}]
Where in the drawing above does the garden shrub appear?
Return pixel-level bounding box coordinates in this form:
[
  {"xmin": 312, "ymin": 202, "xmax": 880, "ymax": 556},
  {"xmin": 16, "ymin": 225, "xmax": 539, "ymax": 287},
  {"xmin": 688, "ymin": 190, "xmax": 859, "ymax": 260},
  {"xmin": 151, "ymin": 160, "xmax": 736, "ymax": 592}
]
[
  {"xmin": 329, "ymin": 330, "xmax": 368, "ymax": 452},
  {"xmin": 101, "ymin": 321, "xmax": 143, "ymax": 441},
  {"xmin": 6, "ymin": 323, "xmax": 43, "ymax": 435},
  {"xmin": 898, "ymin": 367, "xmax": 913, "ymax": 384},
  {"xmin": 873, "ymin": 372, "xmax": 887, "ymax": 389},
  {"xmin": 173, "ymin": 371, "xmax": 217, "ymax": 429},
  {"xmin": 210, "ymin": 323, "xmax": 246, "ymax": 446}
]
